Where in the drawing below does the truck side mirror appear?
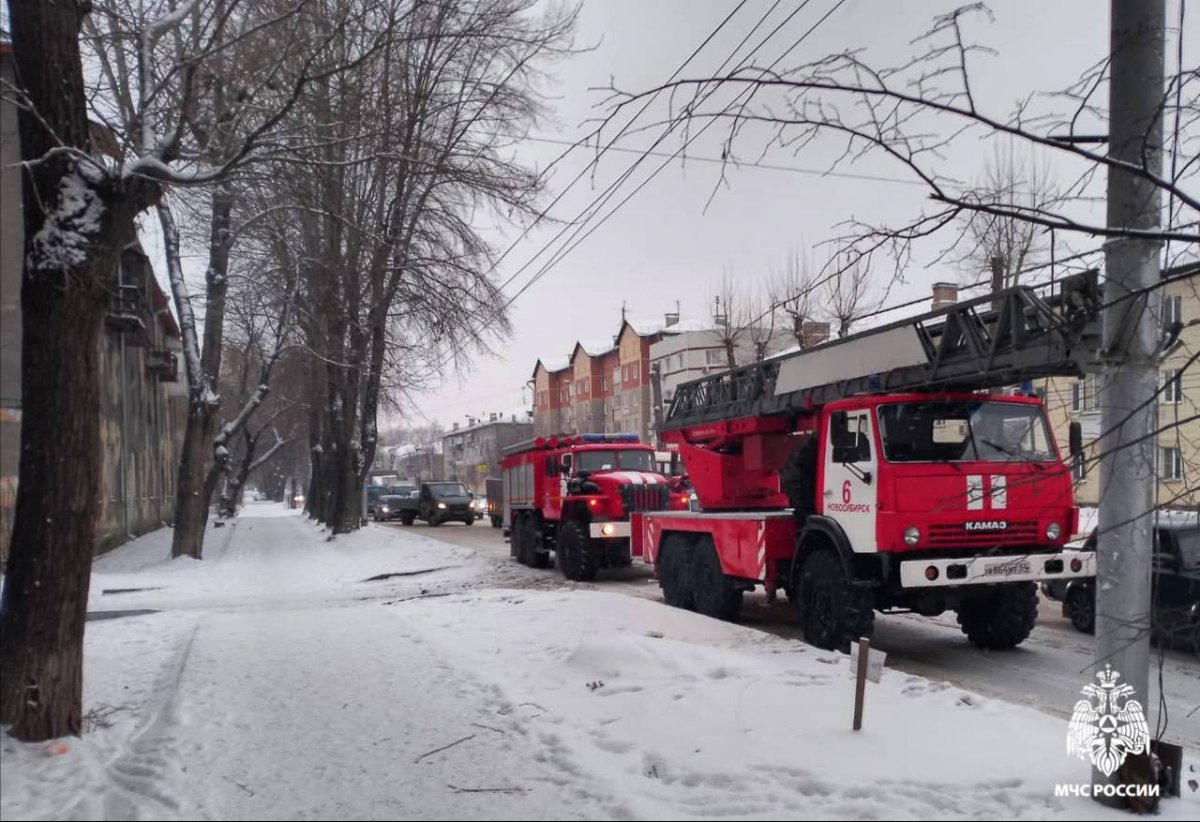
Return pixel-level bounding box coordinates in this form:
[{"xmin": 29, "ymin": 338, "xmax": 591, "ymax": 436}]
[{"xmin": 1068, "ymin": 421, "xmax": 1083, "ymax": 457}]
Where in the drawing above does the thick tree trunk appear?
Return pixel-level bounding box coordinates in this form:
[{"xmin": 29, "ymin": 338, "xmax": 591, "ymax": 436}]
[
  {"xmin": 0, "ymin": 0, "xmax": 150, "ymax": 740},
  {"xmin": 169, "ymin": 187, "xmax": 235, "ymax": 558}
]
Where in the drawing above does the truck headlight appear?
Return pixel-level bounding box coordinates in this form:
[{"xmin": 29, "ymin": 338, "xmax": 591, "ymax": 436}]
[
  {"xmin": 437, "ymin": 502, "xmax": 447, "ymax": 509},
  {"xmin": 381, "ymin": 505, "xmax": 389, "ymax": 513},
  {"xmin": 1046, "ymin": 522, "xmax": 1061, "ymax": 541},
  {"xmin": 904, "ymin": 526, "xmax": 920, "ymax": 546}
]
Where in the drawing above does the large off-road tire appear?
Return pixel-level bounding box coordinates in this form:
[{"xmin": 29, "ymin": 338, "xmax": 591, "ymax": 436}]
[
  {"xmin": 780, "ymin": 435, "xmax": 819, "ymax": 519},
  {"xmin": 658, "ymin": 534, "xmax": 695, "ymax": 610},
  {"xmin": 1066, "ymin": 585, "xmax": 1095, "ymax": 634},
  {"xmin": 510, "ymin": 513, "xmax": 523, "ymax": 561},
  {"xmin": 956, "ymin": 582, "xmax": 1038, "ymax": 649},
  {"xmin": 523, "ymin": 516, "xmax": 550, "ymax": 569},
  {"xmin": 690, "ymin": 537, "xmax": 743, "ymax": 622},
  {"xmin": 797, "ymin": 549, "xmax": 875, "ymax": 652},
  {"xmin": 557, "ymin": 520, "xmax": 598, "ymax": 581}
]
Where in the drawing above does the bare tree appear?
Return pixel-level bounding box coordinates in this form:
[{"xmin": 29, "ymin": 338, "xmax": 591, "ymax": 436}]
[
  {"xmin": 709, "ymin": 271, "xmax": 753, "ymax": 368},
  {"xmin": 823, "ymin": 257, "xmax": 878, "ymax": 338},
  {"xmin": 82, "ymin": 0, "xmax": 385, "ymax": 558},
  {"xmin": 768, "ymin": 247, "xmax": 822, "ymax": 349},
  {"xmin": 0, "ymin": 0, "xmax": 376, "ymax": 739},
  {"xmin": 600, "ymin": 5, "xmax": 1197, "ymax": 283},
  {"xmin": 252, "ymin": 0, "xmax": 576, "ymax": 533},
  {"xmin": 955, "ymin": 141, "xmax": 1062, "ymax": 292}
]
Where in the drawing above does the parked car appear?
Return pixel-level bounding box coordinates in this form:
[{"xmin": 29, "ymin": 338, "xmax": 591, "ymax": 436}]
[
  {"xmin": 1042, "ymin": 511, "xmax": 1199, "ymax": 653},
  {"xmin": 416, "ymin": 481, "xmax": 475, "ymax": 526},
  {"xmin": 373, "ymin": 494, "xmax": 409, "ymax": 522},
  {"xmin": 379, "ymin": 484, "xmax": 419, "ymax": 524},
  {"xmin": 470, "ymin": 496, "xmax": 488, "ymax": 522}
]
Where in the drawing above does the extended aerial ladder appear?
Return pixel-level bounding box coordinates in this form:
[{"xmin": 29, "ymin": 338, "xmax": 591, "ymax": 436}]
[{"xmin": 660, "ymin": 270, "xmax": 1105, "ymax": 511}]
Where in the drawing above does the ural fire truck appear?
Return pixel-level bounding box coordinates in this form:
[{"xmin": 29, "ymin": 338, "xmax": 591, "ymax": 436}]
[
  {"xmin": 500, "ymin": 433, "xmax": 690, "ymax": 580},
  {"xmin": 633, "ymin": 272, "xmax": 1104, "ymax": 652}
]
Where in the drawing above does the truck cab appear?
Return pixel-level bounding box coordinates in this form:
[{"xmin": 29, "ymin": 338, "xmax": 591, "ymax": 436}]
[{"xmin": 501, "ymin": 433, "xmax": 690, "ymax": 581}]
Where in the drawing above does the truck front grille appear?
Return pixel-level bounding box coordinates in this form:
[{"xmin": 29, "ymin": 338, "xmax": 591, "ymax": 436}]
[
  {"xmin": 926, "ymin": 521, "xmax": 1040, "ymax": 547},
  {"xmin": 620, "ymin": 483, "xmax": 668, "ymax": 514}
]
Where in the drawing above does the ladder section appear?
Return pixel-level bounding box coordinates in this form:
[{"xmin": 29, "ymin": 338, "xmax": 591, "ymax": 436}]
[{"xmin": 663, "ymin": 270, "xmax": 1103, "ymax": 430}]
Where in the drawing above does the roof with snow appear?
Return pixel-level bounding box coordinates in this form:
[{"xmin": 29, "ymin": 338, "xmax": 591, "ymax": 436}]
[
  {"xmin": 532, "ymin": 357, "xmax": 571, "ymax": 378},
  {"xmin": 442, "ymin": 410, "xmax": 533, "ymax": 438},
  {"xmin": 623, "ymin": 315, "xmax": 667, "ymax": 337},
  {"xmin": 574, "ymin": 339, "xmax": 616, "ymax": 358}
]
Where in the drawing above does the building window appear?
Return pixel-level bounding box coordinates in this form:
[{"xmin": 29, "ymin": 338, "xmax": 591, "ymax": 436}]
[
  {"xmin": 631, "ymin": 362, "xmax": 640, "ymax": 381},
  {"xmin": 1163, "ymin": 293, "xmax": 1183, "ymax": 328},
  {"xmin": 1159, "ymin": 446, "xmax": 1183, "ymax": 481},
  {"xmin": 601, "ymin": 375, "xmax": 609, "ymax": 391},
  {"xmin": 706, "ymin": 349, "xmax": 724, "ymax": 366},
  {"xmin": 1071, "ymin": 374, "xmax": 1098, "ymax": 412},
  {"xmin": 1162, "ymin": 368, "xmax": 1182, "ymax": 404}
]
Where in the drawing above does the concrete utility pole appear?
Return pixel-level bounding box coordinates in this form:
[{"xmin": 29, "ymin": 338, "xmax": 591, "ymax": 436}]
[{"xmin": 1095, "ymin": 0, "xmax": 1164, "ymax": 802}]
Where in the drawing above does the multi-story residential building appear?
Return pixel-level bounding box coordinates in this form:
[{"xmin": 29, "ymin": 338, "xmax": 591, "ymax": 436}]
[
  {"xmin": 378, "ymin": 442, "xmax": 444, "ymax": 484},
  {"xmin": 532, "ymin": 358, "xmax": 570, "ymax": 436},
  {"xmin": 649, "ymin": 315, "xmax": 804, "ymax": 409},
  {"xmin": 530, "ymin": 309, "xmax": 799, "ymax": 447},
  {"xmin": 1043, "ymin": 262, "xmax": 1199, "ymax": 508},
  {"xmin": 441, "ymin": 412, "xmax": 534, "ymax": 494}
]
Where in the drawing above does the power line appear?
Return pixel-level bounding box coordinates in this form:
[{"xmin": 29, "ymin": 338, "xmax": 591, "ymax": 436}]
[
  {"xmin": 487, "ymin": 0, "xmax": 756, "ymax": 295},
  {"xmin": 423, "ymin": 0, "xmax": 821, "ymax": 378},
  {"xmin": 503, "ymin": 0, "xmax": 848, "ymax": 310}
]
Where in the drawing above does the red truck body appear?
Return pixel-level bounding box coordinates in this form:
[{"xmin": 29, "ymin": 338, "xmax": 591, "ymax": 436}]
[{"xmin": 500, "ymin": 433, "xmax": 689, "ymax": 579}]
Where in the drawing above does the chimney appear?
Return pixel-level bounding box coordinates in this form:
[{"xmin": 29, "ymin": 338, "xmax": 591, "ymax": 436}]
[
  {"xmin": 664, "ymin": 311, "xmax": 680, "ymax": 327},
  {"xmin": 452, "ymin": 422, "xmax": 459, "ymax": 431},
  {"xmin": 800, "ymin": 320, "xmax": 830, "ymax": 348},
  {"xmin": 932, "ymin": 282, "xmax": 959, "ymax": 311},
  {"xmin": 489, "ymin": 412, "xmax": 497, "ymax": 422}
]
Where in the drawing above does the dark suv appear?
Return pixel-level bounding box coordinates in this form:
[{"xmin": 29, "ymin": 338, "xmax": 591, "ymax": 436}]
[
  {"xmin": 373, "ymin": 485, "xmax": 417, "ymax": 522},
  {"xmin": 418, "ymin": 482, "xmax": 475, "ymax": 526},
  {"xmin": 1042, "ymin": 511, "xmax": 1199, "ymax": 653}
]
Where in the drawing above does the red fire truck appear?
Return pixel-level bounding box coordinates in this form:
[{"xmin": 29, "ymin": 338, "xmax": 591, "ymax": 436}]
[
  {"xmin": 500, "ymin": 433, "xmax": 690, "ymax": 580},
  {"xmin": 633, "ymin": 272, "xmax": 1103, "ymax": 652}
]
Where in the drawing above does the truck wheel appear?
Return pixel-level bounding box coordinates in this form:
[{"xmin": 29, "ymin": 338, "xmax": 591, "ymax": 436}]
[
  {"xmin": 780, "ymin": 435, "xmax": 818, "ymax": 520},
  {"xmin": 521, "ymin": 516, "xmax": 550, "ymax": 569},
  {"xmin": 464, "ymin": 515, "xmax": 475, "ymax": 526},
  {"xmin": 691, "ymin": 537, "xmax": 742, "ymax": 622},
  {"xmin": 797, "ymin": 549, "xmax": 874, "ymax": 652},
  {"xmin": 1066, "ymin": 586, "xmax": 1095, "ymax": 634},
  {"xmin": 510, "ymin": 513, "xmax": 524, "ymax": 561},
  {"xmin": 429, "ymin": 513, "xmax": 442, "ymax": 527},
  {"xmin": 400, "ymin": 514, "xmax": 415, "ymax": 526},
  {"xmin": 557, "ymin": 521, "xmax": 598, "ymax": 581},
  {"xmin": 491, "ymin": 516, "xmax": 502, "ymax": 529},
  {"xmin": 956, "ymin": 583, "xmax": 1038, "ymax": 650},
  {"xmin": 658, "ymin": 534, "xmax": 695, "ymax": 610}
]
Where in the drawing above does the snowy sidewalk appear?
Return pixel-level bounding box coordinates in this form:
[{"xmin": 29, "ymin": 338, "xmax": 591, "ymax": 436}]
[{"xmin": 2, "ymin": 503, "xmax": 1196, "ymax": 820}]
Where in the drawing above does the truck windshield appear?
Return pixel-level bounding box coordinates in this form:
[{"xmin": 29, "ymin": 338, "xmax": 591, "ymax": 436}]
[
  {"xmin": 877, "ymin": 401, "xmax": 1057, "ymax": 463},
  {"xmin": 428, "ymin": 483, "xmax": 467, "ymax": 497},
  {"xmin": 577, "ymin": 450, "xmax": 654, "ymax": 472}
]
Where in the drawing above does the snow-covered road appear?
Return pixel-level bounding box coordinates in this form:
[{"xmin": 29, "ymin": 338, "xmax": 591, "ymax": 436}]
[
  {"xmin": 2, "ymin": 503, "xmax": 1196, "ymax": 820},
  {"xmin": 393, "ymin": 517, "xmax": 1200, "ymax": 752}
]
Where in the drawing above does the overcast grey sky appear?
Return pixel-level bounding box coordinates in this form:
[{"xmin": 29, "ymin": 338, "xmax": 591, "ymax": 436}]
[{"xmin": 410, "ymin": 0, "xmax": 1189, "ymax": 430}]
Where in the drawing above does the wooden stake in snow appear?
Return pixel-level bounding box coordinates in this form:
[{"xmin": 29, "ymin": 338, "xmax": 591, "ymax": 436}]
[{"xmin": 850, "ymin": 638, "xmax": 885, "ymax": 731}]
